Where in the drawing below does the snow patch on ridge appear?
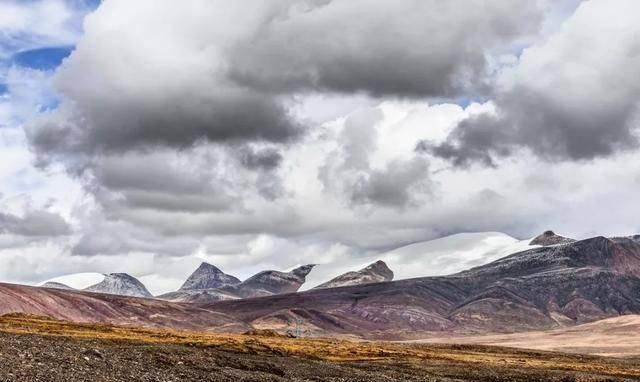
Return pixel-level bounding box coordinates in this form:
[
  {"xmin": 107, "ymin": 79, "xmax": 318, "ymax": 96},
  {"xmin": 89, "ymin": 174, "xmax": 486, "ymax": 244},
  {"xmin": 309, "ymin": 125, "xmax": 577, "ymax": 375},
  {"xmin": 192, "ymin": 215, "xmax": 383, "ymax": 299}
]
[
  {"xmin": 41, "ymin": 272, "xmax": 105, "ymax": 290},
  {"xmin": 301, "ymin": 232, "xmax": 535, "ymax": 291}
]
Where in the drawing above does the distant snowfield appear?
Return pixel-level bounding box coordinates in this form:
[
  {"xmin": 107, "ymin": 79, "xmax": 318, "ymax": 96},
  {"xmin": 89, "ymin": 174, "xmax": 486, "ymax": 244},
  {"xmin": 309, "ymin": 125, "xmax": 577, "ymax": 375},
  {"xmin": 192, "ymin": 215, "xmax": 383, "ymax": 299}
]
[
  {"xmin": 300, "ymin": 232, "xmax": 535, "ymax": 291},
  {"xmin": 41, "ymin": 272, "xmax": 105, "ymax": 290}
]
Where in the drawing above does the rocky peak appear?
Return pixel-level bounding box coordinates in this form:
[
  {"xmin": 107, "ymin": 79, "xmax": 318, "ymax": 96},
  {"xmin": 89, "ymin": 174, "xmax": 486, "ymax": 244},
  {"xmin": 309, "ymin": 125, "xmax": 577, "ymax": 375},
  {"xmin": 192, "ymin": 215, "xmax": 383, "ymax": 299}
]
[
  {"xmin": 290, "ymin": 264, "xmax": 316, "ymax": 280},
  {"xmin": 529, "ymin": 230, "xmax": 575, "ymax": 246},
  {"xmin": 85, "ymin": 273, "xmax": 152, "ymax": 298},
  {"xmin": 315, "ymin": 260, "xmax": 394, "ymax": 289},
  {"xmin": 179, "ymin": 262, "xmax": 241, "ymax": 291},
  {"xmin": 236, "ymin": 264, "xmax": 316, "ymax": 296}
]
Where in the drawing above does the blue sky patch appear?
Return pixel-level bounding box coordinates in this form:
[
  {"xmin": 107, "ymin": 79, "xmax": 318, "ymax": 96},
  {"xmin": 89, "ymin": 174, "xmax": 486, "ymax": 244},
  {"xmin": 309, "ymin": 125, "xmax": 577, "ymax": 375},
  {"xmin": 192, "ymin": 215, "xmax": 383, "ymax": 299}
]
[{"xmin": 12, "ymin": 46, "xmax": 74, "ymax": 71}]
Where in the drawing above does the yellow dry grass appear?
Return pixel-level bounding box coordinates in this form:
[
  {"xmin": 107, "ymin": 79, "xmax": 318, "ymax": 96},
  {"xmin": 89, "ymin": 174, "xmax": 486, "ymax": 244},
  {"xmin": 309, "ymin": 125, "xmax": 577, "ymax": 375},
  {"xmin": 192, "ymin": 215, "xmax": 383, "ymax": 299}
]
[{"xmin": 1, "ymin": 313, "xmax": 639, "ymax": 379}]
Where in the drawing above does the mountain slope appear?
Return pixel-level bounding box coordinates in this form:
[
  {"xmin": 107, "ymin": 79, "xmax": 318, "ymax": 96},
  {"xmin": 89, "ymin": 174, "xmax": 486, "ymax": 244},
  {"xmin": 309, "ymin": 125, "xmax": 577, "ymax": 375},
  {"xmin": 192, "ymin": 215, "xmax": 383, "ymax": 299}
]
[
  {"xmin": 0, "ymin": 283, "xmax": 246, "ymax": 332},
  {"xmin": 85, "ymin": 273, "xmax": 153, "ymax": 298},
  {"xmin": 314, "ymin": 260, "xmax": 393, "ymax": 289}
]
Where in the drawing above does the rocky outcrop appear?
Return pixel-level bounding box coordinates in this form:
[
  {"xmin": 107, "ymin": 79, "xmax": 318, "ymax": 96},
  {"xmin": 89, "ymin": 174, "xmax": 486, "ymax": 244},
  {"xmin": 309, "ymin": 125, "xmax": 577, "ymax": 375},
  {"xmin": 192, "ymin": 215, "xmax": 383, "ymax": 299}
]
[
  {"xmin": 231, "ymin": 265, "xmax": 315, "ymax": 298},
  {"xmin": 179, "ymin": 263, "xmax": 240, "ymax": 291},
  {"xmin": 85, "ymin": 273, "xmax": 152, "ymax": 298},
  {"xmin": 529, "ymin": 230, "xmax": 575, "ymax": 246},
  {"xmin": 314, "ymin": 260, "xmax": 393, "ymax": 289}
]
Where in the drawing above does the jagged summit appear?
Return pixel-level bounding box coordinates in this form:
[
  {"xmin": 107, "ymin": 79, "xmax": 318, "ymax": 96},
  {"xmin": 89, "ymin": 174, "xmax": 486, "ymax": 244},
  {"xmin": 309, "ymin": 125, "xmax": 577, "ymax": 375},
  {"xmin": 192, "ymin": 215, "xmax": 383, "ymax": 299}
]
[
  {"xmin": 529, "ymin": 230, "xmax": 575, "ymax": 246},
  {"xmin": 85, "ymin": 273, "xmax": 152, "ymax": 298},
  {"xmin": 179, "ymin": 262, "xmax": 240, "ymax": 291},
  {"xmin": 315, "ymin": 260, "xmax": 393, "ymax": 289}
]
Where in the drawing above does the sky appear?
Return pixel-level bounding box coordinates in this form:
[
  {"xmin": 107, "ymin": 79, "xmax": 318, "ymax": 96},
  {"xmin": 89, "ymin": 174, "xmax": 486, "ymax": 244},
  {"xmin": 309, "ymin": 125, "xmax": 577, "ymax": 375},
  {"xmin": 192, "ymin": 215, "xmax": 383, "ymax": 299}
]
[{"xmin": 1, "ymin": 0, "xmax": 640, "ymax": 294}]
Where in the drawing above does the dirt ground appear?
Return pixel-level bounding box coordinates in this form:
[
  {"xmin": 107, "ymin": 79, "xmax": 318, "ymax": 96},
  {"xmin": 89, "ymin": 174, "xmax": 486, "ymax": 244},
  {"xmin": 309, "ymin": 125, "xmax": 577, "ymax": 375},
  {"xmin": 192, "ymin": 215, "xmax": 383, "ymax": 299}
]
[
  {"xmin": 418, "ymin": 315, "xmax": 640, "ymax": 357},
  {"xmin": 0, "ymin": 314, "xmax": 639, "ymax": 382}
]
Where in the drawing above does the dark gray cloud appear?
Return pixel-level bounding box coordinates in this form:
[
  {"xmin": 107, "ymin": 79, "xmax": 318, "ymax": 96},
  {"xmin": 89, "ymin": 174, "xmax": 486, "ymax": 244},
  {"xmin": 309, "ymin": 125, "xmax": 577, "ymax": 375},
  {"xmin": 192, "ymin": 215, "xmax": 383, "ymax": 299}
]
[
  {"xmin": 351, "ymin": 158, "xmax": 430, "ymax": 207},
  {"xmin": 228, "ymin": 0, "xmax": 542, "ymax": 98},
  {"xmin": 0, "ymin": 209, "xmax": 71, "ymax": 237},
  {"xmin": 238, "ymin": 146, "xmax": 283, "ymax": 171},
  {"xmin": 28, "ymin": 91, "xmax": 301, "ymax": 162},
  {"xmin": 420, "ymin": 87, "xmax": 640, "ymax": 166},
  {"xmin": 91, "ymin": 150, "xmax": 241, "ymax": 214}
]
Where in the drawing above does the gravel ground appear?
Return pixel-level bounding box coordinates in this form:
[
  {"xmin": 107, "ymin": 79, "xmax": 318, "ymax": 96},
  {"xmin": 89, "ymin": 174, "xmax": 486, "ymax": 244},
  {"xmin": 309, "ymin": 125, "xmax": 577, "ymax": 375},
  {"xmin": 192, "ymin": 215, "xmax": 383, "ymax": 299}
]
[{"xmin": 0, "ymin": 330, "xmax": 638, "ymax": 382}]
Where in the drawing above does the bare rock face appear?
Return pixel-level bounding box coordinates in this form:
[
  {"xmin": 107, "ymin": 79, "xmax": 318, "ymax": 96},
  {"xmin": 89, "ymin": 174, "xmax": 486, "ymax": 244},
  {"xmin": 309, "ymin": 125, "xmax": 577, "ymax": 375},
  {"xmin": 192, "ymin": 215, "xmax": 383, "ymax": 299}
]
[
  {"xmin": 529, "ymin": 230, "xmax": 575, "ymax": 246},
  {"xmin": 233, "ymin": 264, "xmax": 316, "ymax": 298},
  {"xmin": 179, "ymin": 263, "xmax": 240, "ymax": 291},
  {"xmin": 315, "ymin": 260, "xmax": 393, "ymax": 289},
  {"xmin": 85, "ymin": 273, "xmax": 152, "ymax": 298},
  {"xmin": 40, "ymin": 282, "xmax": 74, "ymax": 290}
]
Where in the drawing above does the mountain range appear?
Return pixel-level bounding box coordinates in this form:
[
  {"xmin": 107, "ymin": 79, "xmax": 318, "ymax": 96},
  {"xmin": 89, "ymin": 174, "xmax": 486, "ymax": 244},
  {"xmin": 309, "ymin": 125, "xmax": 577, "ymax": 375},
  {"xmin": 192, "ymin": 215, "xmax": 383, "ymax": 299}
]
[
  {"xmin": 206, "ymin": 234, "xmax": 640, "ymax": 338},
  {"xmin": 5, "ymin": 231, "xmax": 638, "ymax": 340}
]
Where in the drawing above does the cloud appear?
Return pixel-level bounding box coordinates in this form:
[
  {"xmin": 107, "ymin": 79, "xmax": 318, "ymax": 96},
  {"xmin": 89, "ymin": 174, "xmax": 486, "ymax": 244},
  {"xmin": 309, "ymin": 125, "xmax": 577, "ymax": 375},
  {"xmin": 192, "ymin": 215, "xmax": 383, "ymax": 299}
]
[
  {"xmin": 238, "ymin": 146, "xmax": 283, "ymax": 171},
  {"xmin": 425, "ymin": 0, "xmax": 640, "ymax": 166},
  {"xmin": 18, "ymin": 1, "xmax": 548, "ymax": 263},
  {"xmin": 318, "ymin": 106, "xmax": 433, "ymax": 208},
  {"xmin": 227, "ymin": 0, "xmax": 542, "ymax": 97},
  {"xmin": 91, "ymin": 149, "xmax": 241, "ymax": 213},
  {"xmin": 27, "ymin": 0, "xmax": 543, "ymax": 163},
  {"xmin": 350, "ymin": 157, "xmax": 431, "ymax": 208},
  {"xmin": 71, "ymin": 219, "xmax": 199, "ymax": 257},
  {"xmin": 0, "ymin": 209, "xmax": 70, "ymax": 237}
]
